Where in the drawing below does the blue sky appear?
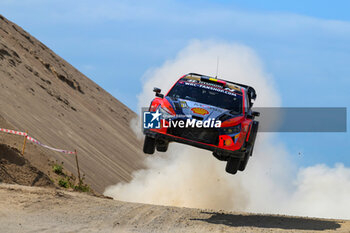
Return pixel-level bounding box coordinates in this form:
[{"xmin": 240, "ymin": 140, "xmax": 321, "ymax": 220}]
[{"xmin": 1, "ymin": 0, "xmax": 349, "ymax": 167}]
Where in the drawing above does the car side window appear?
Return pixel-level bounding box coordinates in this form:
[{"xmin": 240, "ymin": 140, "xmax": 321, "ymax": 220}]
[{"xmin": 244, "ymin": 93, "xmax": 249, "ymax": 113}]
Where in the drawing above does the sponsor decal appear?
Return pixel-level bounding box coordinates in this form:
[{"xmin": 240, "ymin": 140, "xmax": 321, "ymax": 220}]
[
  {"xmin": 180, "ymin": 101, "xmax": 188, "ymax": 108},
  {"xmin": 192, "ymin": 102, "xmax": 223, "ymax": 111},
  {"xmin": 233, "ymin": 133, "xmax": 240, "ymax": 143},
  {"xmin": 191, "ymin": 107, "xmax": 209, "ymax": 115},
  {"xmin": 183, "ymin": 81, "xmax": 238, "ymax": 96}
]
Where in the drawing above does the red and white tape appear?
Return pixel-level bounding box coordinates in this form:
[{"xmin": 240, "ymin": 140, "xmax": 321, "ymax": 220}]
[
  {"xmin": 0, "ymin": 128, "xmax": 76, "ymax": 155},
  {"xmin": 0, "ymin": 128, "xmax": 27, "ymax": 136}
]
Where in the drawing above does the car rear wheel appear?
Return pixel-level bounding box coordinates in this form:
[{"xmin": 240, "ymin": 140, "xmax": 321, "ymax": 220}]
[
  {"xmin": 225, "ymin": 157, "xmax": 241, "ymax": 174},
  {"xmin": 238, "ymin": 151, "xmax": 250, "ymax": 171},
  {"xmin": 156, "ymin": 141, "xmax": 169, "ymax": 152},
  {"xmin": 239, "ymin": 121, "xmax": 259, "ymax": 171},
  {"xmin": 143, "ymin": 136, "xmax": 156, "ymax": 154}
]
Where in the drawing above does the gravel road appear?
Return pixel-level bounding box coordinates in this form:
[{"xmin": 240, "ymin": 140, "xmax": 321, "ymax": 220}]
[{"xmin": 0, "ymin": 184, "xmax": 349, "ymax": 233}]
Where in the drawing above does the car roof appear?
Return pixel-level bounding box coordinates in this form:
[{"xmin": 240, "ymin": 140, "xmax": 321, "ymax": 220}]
[{"xmin": 184, "ymin": 73, "xmax": 257, "ymax": 106}]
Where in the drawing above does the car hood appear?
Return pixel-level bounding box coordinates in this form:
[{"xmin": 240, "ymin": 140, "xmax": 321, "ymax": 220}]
[{"xmin": 166, "ymin": 97, "xmax": 240, "ymax": 122}]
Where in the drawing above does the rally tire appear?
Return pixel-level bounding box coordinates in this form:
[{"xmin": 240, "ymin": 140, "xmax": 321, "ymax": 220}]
[
  {"xmin": 247, "ymin": 121, "xmax": 259, "ymax": 154},
  {"xmin": 156, "ymin": 142, "xmax": 169, "ymax": 152},
  {"xmin": 225, "ymin": 157, "xmax": 241, "ymax": 174},
  {"xmin": 238, "ymin": 121, "xmax": 259, "ymax": 171},
  {"xmin": 143, "ymin": 136, "xmax": 156, "ymax": 154},
  {"xmin": 238, "ymin": 151, "xmax": 250, "ymax": 171}
]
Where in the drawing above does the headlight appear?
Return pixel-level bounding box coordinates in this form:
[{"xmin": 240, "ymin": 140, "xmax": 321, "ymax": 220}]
[
  {"xmin": 222, "ymin": 124, "xmax": 241, "ymax": 134},
  {"xmin": 158, "ymin": 106, "xmax": 174, "ymax": 119}
]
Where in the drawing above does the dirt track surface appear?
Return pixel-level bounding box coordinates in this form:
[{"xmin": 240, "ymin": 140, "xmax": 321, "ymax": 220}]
[{"xmin": 0, "ymin": 184, "xmax": 349, "ymax": 233}]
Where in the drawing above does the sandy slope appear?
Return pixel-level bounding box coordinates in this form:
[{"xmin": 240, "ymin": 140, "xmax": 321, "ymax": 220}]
[
  {"xmin": 0, "ymin": 184, "xmax": 349, "ymax": 233},
  {"xmin": 0, "ymin": 15, "xmax": 145, "ymax": 193},
  {"xmin": 0, "ymin": 143, "xmax": 53, "ymax": 186}
]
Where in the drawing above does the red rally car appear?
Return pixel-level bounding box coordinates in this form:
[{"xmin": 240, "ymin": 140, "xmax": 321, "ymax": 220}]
[{"xmin": 143, "ymin": 73, "xmax": 260, "ymax": 174}]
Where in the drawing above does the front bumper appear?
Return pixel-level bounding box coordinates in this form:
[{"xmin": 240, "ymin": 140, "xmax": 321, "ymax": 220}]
[{"xmin": 144, "ymin": 129, "xmax": 245, "ymax": 158}]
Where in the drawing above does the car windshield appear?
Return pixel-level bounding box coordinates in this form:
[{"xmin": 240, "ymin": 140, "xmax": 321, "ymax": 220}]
[{"xmin": 167, "ymin": 81, "xmax": 243, "ymax": 114}]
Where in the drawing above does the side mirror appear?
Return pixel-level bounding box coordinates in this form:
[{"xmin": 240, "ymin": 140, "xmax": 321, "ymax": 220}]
[
  {"xmin": 153, "ymin": 87, "xmax": 164, "ymax": 98},
  {"xmin": 247, "ymin": 111, "xmax": 260, "ymax": 119}
]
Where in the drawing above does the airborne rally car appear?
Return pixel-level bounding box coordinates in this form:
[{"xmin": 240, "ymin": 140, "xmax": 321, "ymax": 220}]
[{"xmin": 143, "ymin": 73, "xmax": 259, "ymax": 174}]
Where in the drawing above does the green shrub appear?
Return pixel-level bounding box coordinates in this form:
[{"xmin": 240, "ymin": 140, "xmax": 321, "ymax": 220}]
[
  {"xmin": 58, "ymin": 178, "xmax": 69, "ymax": 188},
  {"xmin": 74, "ymin": 183, "xmax": 90, "ymax": 192},
  {"xmin": 52, "ymin": 164, "xmax": 63, "ymax": 175}
]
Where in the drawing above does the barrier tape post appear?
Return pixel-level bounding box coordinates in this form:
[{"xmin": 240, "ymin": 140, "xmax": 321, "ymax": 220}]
[
  {"xmin": 21, "ymin": 130, "xmax": 28, "ymax": 155},
  {"xmin": 75, "ymin": 149, "xmax": 82, "ymax": 185}
]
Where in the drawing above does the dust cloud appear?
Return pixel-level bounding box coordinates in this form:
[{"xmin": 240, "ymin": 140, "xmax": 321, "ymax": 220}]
[{"xmin": 105, "ymin": 41, "xmax": 350, "ymax": 220}]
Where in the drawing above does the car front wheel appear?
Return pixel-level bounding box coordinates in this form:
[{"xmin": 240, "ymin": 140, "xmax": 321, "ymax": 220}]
[
  {"xmin": 143, "ymin": 136, "xmax": 156, "ymax": 154},
  {"xmin": 225, "ymin": 157, "xmax": 241, "ymax": 174}
]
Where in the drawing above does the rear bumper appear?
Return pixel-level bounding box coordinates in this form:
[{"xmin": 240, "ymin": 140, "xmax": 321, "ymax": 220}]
[{"xmin": 144, "ymin": 129, "xmax": 245, "ymax": 158}]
